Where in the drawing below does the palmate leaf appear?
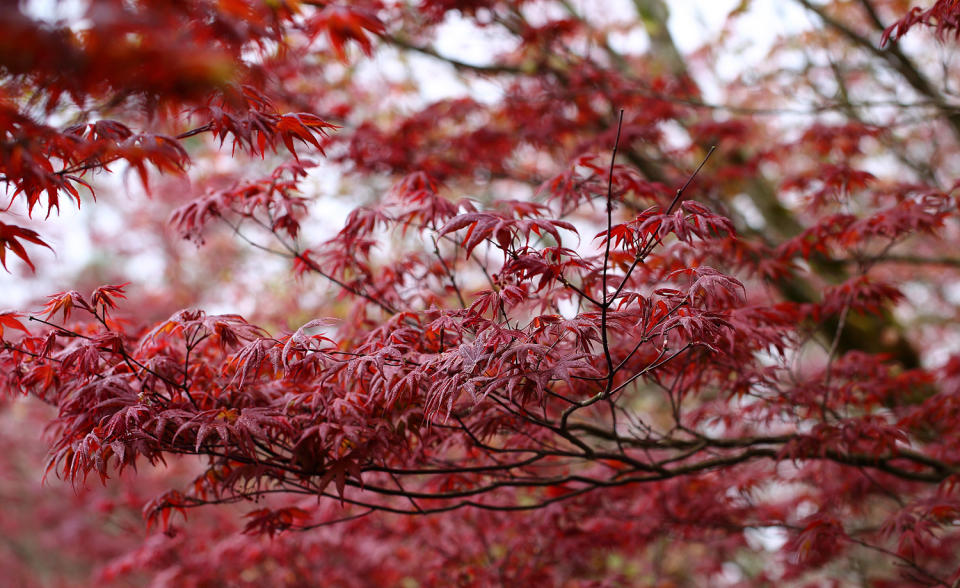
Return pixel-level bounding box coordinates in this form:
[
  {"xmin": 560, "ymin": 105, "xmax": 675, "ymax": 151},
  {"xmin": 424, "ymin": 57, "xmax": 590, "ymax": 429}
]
[
  {"xmin": 668, "ymin": 265, "xmax": 745, "ymax": 308},
  {"xmin": 228, "ymin": 338, "xmax": 279, "ymax": 388},
  {"xmin": 0, "ymin": 311, "xmax": 28, "ymax": 339},
  {"xmin": 0, "ymin": 221, "xmax": 52, "ymax": 272},
  {"xmin": 883, "ymin": 0, "xmax": 960, "ymax": 44},
  {"xmin": 90, "ymin": 283, "xmax": 128, "ymax": 317},
  {"xmin": 305, "ymin": 6, "xmax": 386, "ymax": 61},
  {"xmin": 281, "ymin": 318, "xmax": 339, "ymax": 371},
  {"xmin": 198, "ymin": 87, "xmax": 338, "ymax": 160},
  {"xmin": 439, "ymin": 211, "xmax": 577, "ymax": 257},
  {"xmin": 242, "ymin": 506, "xmax": 312, "ymax": 537},
  {"xmin": 42, "ymin": 290, "xmax": 90, "ymax": 322}
]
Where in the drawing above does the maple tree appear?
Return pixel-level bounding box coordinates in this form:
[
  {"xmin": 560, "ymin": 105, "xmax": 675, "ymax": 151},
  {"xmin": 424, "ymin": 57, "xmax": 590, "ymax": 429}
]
[{"xmin": 4, "ymin": 0, "xmax": 960, "ymax": 585}]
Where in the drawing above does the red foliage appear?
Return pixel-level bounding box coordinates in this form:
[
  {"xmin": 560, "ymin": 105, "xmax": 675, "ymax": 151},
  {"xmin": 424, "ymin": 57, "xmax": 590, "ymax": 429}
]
[
  {"xmin": 3, "ymin": 0, "xmax": 960, "ymax": 586},
  {"xmin": 883, "ymin": 0, "xmax": 960, "ymax": 44}
]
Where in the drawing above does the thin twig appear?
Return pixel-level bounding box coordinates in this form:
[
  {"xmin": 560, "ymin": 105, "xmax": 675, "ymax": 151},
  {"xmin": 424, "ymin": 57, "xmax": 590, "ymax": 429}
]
[
  {"xmin": 610, "ymin": 145, "xmax": 716, "ymax": 304},
  {"xmin": 599, "ymin": 110, "xmax": 626, "ymax": 387}
]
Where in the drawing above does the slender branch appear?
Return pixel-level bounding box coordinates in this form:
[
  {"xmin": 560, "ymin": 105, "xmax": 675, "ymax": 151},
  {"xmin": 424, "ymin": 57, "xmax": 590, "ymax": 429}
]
[
  {"xmin": 233, "ymin": 213, "xmax": 400, "ymax": 316},
  {"xmin": 296, "ymin": 508, "xmax": 374, "ymax": 531},
  {"xmin": 844, "ymin": 534, "xmax": 951, "ymax": 587},
  {"xmin": 794, "ymin": 0, "xmax": 960, "ymax": 142},
  {"xmin": 610, "ymin": 146, "xmax": 716, "ymax": 304},
  {"xmin": 839, "ymin": 254, "xmax": 960, "ymax": 268},
  {"xmin": 599, "ymin": 110, "xmax": 626, "ymax": 388},
  {"xmin": 385, "ymin": 34, "xmax": 524, "ymax": 75},
  {"xmin": 821, "ymin": 296, "xmax": 852, "ymax": 418},
  {"xmin": 432, "ymin": 236, "xmax": 466, "ymax": 308},
  {"xmin": 665, "ymin": 145, "xmax": 717, "ymax": 216}
]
